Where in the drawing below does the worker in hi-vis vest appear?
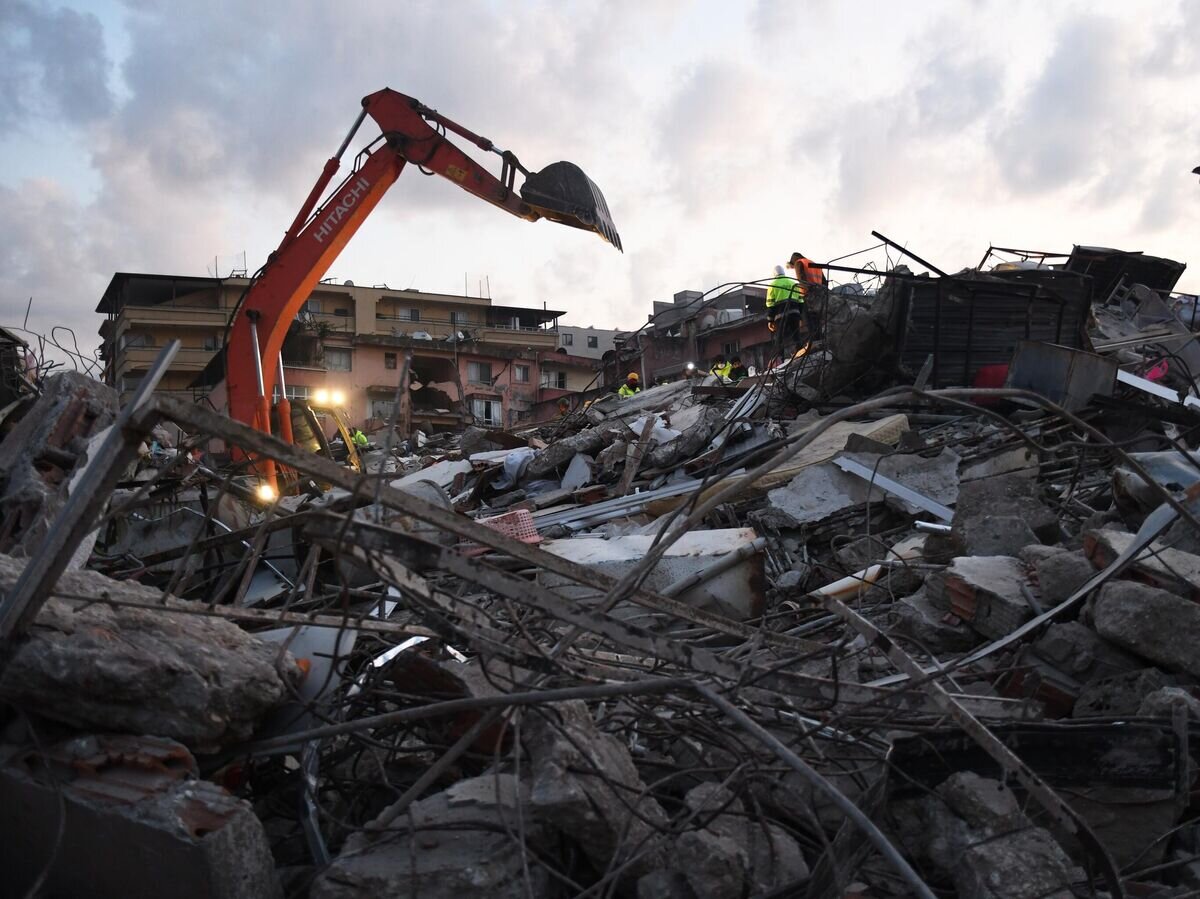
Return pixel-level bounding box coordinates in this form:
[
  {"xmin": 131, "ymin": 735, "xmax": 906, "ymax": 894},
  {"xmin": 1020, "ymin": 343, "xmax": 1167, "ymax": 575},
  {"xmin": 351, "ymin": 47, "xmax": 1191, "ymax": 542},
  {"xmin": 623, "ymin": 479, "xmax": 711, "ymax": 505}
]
[
  {"xmin": 766, "ymin": 264, "xmax": 807, "ymax": 352},
  {"xmin": 789, "ymin": 251, "xmax": 827, "ymax": 338},
  {"xmin": 618, "ymin": 372, "xmax": 641, "ymax": 398}
]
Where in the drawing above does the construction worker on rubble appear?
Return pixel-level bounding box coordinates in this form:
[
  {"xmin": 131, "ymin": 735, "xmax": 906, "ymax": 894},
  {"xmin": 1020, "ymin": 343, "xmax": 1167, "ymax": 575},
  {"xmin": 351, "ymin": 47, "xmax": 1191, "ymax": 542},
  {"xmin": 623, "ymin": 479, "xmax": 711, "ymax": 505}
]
[
  {"xmin": 710, "ymin": 355, "xmax": 732, "ymax": 379},
  {"xmin": 728, "ymin": 356, "xmax": 749, "ymax": 382},
  {"xmin": 618, "ymin": 371, "xmax": 641, "ymax": 398},
  {"xmin": 351, "ymin": 427, "xmax": 369, "ymax": 449},
  {"xmin": 789, "ymin": 251, "xmax": 827, "ymax": 338},
  {"xmin": 766, "ymin": 264, "xmax": 808, "ymax": 352}
]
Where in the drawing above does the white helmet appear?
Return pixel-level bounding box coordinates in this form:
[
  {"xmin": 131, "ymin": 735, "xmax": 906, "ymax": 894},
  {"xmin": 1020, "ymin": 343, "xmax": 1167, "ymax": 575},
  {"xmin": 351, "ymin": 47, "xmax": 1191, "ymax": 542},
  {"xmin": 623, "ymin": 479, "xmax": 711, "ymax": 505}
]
[{"xmin": 774, "ymin": 264, "xmax": 785, "ymax": 276}]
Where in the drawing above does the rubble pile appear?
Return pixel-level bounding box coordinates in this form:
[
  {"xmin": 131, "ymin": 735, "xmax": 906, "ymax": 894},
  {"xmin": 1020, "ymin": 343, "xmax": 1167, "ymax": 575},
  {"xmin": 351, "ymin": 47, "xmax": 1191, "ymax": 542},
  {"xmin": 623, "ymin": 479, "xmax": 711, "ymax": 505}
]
[{"xmin": 3, "ymin": 248, "xmax": 1200, "ymax": 898}]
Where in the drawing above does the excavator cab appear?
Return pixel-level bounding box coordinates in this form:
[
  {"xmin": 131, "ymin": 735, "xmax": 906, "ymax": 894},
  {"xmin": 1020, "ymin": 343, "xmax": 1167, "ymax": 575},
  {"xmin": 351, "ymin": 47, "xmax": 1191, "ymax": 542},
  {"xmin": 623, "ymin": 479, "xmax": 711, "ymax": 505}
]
[{"xmin": 520, "ymin": 162, "xmax": 622, "ymax": 252}]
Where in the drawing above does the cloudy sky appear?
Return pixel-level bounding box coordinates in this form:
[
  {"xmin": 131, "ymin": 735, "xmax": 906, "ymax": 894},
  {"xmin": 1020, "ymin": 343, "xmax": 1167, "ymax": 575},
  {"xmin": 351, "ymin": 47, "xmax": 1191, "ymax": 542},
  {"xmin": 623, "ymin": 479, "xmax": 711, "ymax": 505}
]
[{"xmin": 2, "ymin": 0, "xmax": 1199, "ymax": 364}]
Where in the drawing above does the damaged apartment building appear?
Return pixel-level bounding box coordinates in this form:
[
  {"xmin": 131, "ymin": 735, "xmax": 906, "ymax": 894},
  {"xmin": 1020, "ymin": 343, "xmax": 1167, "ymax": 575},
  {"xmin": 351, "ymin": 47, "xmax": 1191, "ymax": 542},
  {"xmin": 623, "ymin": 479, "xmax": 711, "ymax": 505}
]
[
  {"xmin": 96, "ymin": 272, "xmax": 604, "ymax": 433},
  {"xmin": 7, "ymin": 238, "xmax": 1200, "ymax": 899}
]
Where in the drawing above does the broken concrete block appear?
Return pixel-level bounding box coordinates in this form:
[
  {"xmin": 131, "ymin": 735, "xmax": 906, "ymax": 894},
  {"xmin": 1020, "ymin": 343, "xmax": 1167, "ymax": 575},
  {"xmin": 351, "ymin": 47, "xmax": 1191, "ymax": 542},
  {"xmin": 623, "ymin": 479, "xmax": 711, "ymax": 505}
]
[
  {"xmin": 927, "ymin": 556, "xmax": 1031, "ymax": 639},
  {"xmin": 1031, "ymin": 622, "xmax": 1141, "ymax": 683},
  {"xmin": 312, "ymin": 774, "xmax": 549, "ymax": 899},
  {"xmin": 389, "ymin": 458, "xmax": 473, "ymax": 491},
  {"xmin": 1086, "ymin": 528, "xmax": 1200, "ymax": 600},
  {"xmin": 954, "ymin": 827, "xmax": 1080, "ymax": 899},
  {"xmin": 762, "ymin": 462, "xmax": 877, "ymax": 527},
  {"xmin": 892, "ymin": 588, "xmax": 982, "ymax": 653},
  {"xmin": 840, "ymin": 446, "xmax": 962, "ymax": 516},
  {"xmin": 1073, "ymin": 667, "xmax": 1173, "ymax": 718},
  {"xmin": 894, "ymin": 773, "xmax": 1082, "ymax": 899},
  {"xmin": 1139, "ymin": 685, "xmax": 1200, "ymax": 720},
  {"xmin": 595, "ymin": 440, "xmax": 628, "ymax": 475},
  {"xmin": 525, "ymin": 426, "xmax": 610, "ymax": 479},
  {"xmin": 930, "ymin": 473, "xmax": 1058, "ymax": 561},
  {"xmin": 525, "ymin": 700, "xmax": 671, "ymax": 880},
  {"xmin": 539, "ymin": 528, "xmax": 765, "ymax": 620},
  {"xmin": 0, "ymin": 733, "xmax": 280, "ymax": 898},
  {"xmin": 956, "ymin": 514, "xmax": 1040, "ymax": 557},
  {"xmin": 939, "ymin": 771, "xmax": 1026, "ymax": 831},
  {"xmin": 1093, "ymin": 581, "xmax": 1200, "ymax": 677},
  {"xmin": 0, "ymin": 554, "xmax": 297, "ymax": 752},
  {"xmin": 675, "ymin": 782, "xmax": 808, "ymax": 899},
  {"xmin": 0, "ymin": 371, "xmax": 119, "ymax": 558},
  {"xmin": 1034, "ymin": 549, "xmax": 1097, "ymax": 605},
  {"xmin": 644, "ymin": 405, "xmax": 726, "ymax": 470}
]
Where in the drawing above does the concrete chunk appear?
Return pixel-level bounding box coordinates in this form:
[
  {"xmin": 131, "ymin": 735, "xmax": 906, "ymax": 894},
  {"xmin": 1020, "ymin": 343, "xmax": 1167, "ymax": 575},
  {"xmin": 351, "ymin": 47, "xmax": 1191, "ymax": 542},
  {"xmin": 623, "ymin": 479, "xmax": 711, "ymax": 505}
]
[
  {"xmin": 927, "ymin": 556, "xmax": 1031, "ymax": 639},
  {"xmin": 313, "ymin": 774, "xmax": 548, "ymax": 899},
  {"xmin": 525, "ymin": 700, "xmax": 671, "ymax": 880},
  {"xmin": 0, "ymin": 733, "xmax": 280, "ymax": 899},
  {"xmin": 675, "ymin": 782, "xmax": 809, "ymax": 899},
  {"xmin": 0, "ymin": 554, "xmax": 297, "ymax": 752},
  {"xmin": 1093, "ymin": 581, "xmax": 1200, "ymax": 677}
]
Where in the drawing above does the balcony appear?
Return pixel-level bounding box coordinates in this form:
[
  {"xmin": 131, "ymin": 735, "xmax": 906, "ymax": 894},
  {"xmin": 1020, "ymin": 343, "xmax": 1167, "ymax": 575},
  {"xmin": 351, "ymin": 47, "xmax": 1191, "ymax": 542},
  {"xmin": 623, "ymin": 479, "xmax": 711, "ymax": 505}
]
[
  {"xmin": 118, "ymin": 305, "xmax": 231, "ymax": 328},
  {"xmin": 376, "ymin": 313, "xmax": 557, "ymax": 347},
  {"xmin": 296, "ymin": 311, "xmax": 354, "ymax": 333},
  {"xmin": 117, "ymin": 345, "xmax": 217, "ymax": 374}
]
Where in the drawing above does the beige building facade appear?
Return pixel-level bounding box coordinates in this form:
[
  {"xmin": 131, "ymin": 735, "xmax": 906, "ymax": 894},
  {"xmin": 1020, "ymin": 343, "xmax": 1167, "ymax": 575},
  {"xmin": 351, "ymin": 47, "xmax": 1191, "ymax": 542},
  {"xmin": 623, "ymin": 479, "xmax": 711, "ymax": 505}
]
[{"xmin": 97, "ymin": 273, "xmax": 597, "ymax": 431}]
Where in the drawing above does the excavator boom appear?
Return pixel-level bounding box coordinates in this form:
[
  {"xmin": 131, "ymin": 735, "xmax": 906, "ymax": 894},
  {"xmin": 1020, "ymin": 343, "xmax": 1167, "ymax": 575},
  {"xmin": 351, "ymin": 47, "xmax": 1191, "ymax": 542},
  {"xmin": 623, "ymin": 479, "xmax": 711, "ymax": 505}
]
[{"xmin": 223, "ymin": 88, "xmax": 621, "ymax": 482}]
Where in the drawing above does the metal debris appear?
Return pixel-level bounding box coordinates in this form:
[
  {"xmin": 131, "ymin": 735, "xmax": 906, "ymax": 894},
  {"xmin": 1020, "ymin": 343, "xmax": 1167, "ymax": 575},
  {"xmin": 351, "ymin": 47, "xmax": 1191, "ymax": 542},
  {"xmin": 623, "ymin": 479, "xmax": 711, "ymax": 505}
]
[{"xmin": 3, "ymin": 239, "xmax": 1200, "ymax": 897}]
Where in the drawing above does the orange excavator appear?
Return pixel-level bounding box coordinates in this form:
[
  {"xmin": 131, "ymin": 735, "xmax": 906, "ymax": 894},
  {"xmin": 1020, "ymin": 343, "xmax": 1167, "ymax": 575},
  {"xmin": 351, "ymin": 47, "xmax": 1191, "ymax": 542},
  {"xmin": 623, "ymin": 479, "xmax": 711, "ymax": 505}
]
[{"xmin": 222, "ymin": 88, "xmax": 621, "ymax": 494}]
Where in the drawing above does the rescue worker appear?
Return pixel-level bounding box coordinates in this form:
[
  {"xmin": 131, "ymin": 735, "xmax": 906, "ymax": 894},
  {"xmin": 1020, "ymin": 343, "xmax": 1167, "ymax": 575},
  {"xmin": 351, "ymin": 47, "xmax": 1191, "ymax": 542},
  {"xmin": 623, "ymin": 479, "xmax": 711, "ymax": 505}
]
[
  {"xmin": 618, "ymin": 372, "xmax": 641, "ymax": 398},
  {"xmin": 766, "ymin": 264, "xmax": 807, "ymax": 352},
  {"xmin": 710, "ymin": 355, "xmax": 732, "ymax": 379},
  {"xmin": 788, "ymin": 251, "xmax": 827, "ymax": 338},
  {"xmin": 728, "ymin": 356, "xmax": 749, "ymax": 381},
  {"xmin": 351, "ymin": 427, "xmax": 369, "ymax": 449}
]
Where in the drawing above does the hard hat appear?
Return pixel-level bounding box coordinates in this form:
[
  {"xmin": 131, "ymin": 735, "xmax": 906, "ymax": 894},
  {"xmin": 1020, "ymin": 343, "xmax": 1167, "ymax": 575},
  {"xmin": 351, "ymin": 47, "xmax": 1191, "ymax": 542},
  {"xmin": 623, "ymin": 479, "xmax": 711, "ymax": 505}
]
[
  {"xmin": 627, "ymin": 372, "xmax": 639, "ymax": 381},
  {"xmin": 774, "ymin": 264, "xmax": 785, "ymax": 276}
]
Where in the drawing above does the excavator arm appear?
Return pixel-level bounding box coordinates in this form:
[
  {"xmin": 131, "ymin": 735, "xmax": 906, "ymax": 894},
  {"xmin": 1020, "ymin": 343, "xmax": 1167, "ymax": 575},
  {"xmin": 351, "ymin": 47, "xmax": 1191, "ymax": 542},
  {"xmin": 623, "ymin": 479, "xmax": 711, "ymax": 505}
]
[{"xmin": 224, "ymin": 88, "xmax": 620, "ymax": 483}]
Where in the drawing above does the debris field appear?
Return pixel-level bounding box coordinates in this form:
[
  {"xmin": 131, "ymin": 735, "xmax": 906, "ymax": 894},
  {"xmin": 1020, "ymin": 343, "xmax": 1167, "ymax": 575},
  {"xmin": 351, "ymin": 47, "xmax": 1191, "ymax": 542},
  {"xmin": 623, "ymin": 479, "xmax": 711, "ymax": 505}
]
[{"xmin": 4, "ymin": 244, "xmax": 1200, "ymax": 898}]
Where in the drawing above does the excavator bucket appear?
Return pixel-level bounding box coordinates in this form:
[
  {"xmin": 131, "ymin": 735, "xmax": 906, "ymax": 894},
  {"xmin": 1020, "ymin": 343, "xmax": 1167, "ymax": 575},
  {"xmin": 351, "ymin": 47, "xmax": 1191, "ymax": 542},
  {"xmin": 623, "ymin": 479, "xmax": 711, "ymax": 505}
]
[{"xmin": 521, "ymin": 161, "xmax": 622, "ymax": 252}]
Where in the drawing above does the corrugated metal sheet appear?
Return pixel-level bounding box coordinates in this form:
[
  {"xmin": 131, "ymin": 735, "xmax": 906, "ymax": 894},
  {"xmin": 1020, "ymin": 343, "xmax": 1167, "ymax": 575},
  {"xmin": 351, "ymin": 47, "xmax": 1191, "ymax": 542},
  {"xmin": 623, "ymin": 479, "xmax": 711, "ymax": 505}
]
[{"xmin": 892, "ymin": 269, "xmax": 1093, "ymax": 388}]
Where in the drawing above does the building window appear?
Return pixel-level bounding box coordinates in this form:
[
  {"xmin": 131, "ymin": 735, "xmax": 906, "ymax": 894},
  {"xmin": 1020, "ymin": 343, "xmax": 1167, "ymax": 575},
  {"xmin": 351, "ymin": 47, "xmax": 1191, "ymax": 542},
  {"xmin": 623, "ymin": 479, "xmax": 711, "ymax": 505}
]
[
  {"xmin": 384, "ymin": 352, "xmax": 397, "ymax": 370},
  {"xmin": 272, "ymin": 385, "xmax": 313, "ymax": 402},
  {"xmin": 122, "ymin": 332, "xmax": 155, "ymax": 349},
  {"xmin": 325, "ymin": 347, "xmax": 352, "ymax": 371},
  {"xmin": 561, "ymin": 333, "xmax": 573, "ymax": 346},
  {"xmin": 203, "ymin": 335, "xmax": 218, "ymax": 351},
  {"xmin": 587, "ymin": 335, "xmax": 598, "ymax": 349},
  {"xmin": 371, "ymin": 399, "xmax": 396, "ymax": 420},
  {"xmin": 514, "ymin": 364, "xmax": 530, "ymax": 383},
  {"xmin": 467, "ymin": 361, "xmax": 492, "ymax": 384},
  {"xmin": 723, "ymin": 340, "xmax": 740, "ymax": 357},
  {"xmin": 452, "ymin": 310, "xmax": 471, "ymax": 325},
  {"xmin": 471, "ymin": 396, "xmax": 500, "ymax": 426},
  {"xmin": 301, "ymin": 299, "xmax": 320, "ymax": 313},
  {"xmin": 333, "ymin": 307, "xmax": 350, "ymax": 317},
  {"xmin": 406, "ymin": 308, "xmax": 420, "ymax": 322},
  {"xmin": 541, "ymin": 369, "xmax": 567, "ymax": 389}
]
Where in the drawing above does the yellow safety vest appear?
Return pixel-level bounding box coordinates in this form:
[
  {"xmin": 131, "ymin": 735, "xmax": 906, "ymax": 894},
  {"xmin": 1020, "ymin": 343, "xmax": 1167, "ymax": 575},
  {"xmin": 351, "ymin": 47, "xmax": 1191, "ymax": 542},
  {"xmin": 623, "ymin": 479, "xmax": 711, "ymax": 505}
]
[
  {"xmin": 766, "ymin": 275, "xmax": 805, "ymax": 309},
  {"xmin": 618, "ymin": 383, "xmax": 640, "ymax": 398}
]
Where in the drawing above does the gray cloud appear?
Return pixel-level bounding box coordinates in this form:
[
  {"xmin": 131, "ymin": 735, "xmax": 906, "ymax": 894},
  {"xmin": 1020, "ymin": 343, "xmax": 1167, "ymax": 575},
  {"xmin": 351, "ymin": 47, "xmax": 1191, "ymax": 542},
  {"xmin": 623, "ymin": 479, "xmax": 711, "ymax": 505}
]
[
  {"xmin": 0, "ymin": 1, "xmax": 113, "ymax": 129},
  {"xmin": 987, "ymin": 16, "xmax": 1119, "ymax": 194}
]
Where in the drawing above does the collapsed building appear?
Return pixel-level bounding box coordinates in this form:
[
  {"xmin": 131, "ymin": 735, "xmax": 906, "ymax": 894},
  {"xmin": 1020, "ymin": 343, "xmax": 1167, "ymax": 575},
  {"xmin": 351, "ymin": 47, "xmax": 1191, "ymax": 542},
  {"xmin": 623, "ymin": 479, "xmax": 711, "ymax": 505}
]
[{"xmin": 2, "ymin": 241, "xmax": 1200, "ymax": 898}]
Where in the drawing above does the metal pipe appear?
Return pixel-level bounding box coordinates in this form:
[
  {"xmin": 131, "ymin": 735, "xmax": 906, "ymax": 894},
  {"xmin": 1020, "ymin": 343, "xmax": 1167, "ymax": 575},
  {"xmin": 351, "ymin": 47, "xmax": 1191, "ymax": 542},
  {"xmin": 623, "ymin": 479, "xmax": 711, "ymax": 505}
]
[
  {"xmin": 871, "ymin": 229, "xmax": 948, "ymax": 278},
  {"xmin": 246, "ymin": 312, "xmax": 276, "ymax": 492},
  {"xmin": 276, "ymin": 355, "xmax": 294, "ymax": 447}
]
